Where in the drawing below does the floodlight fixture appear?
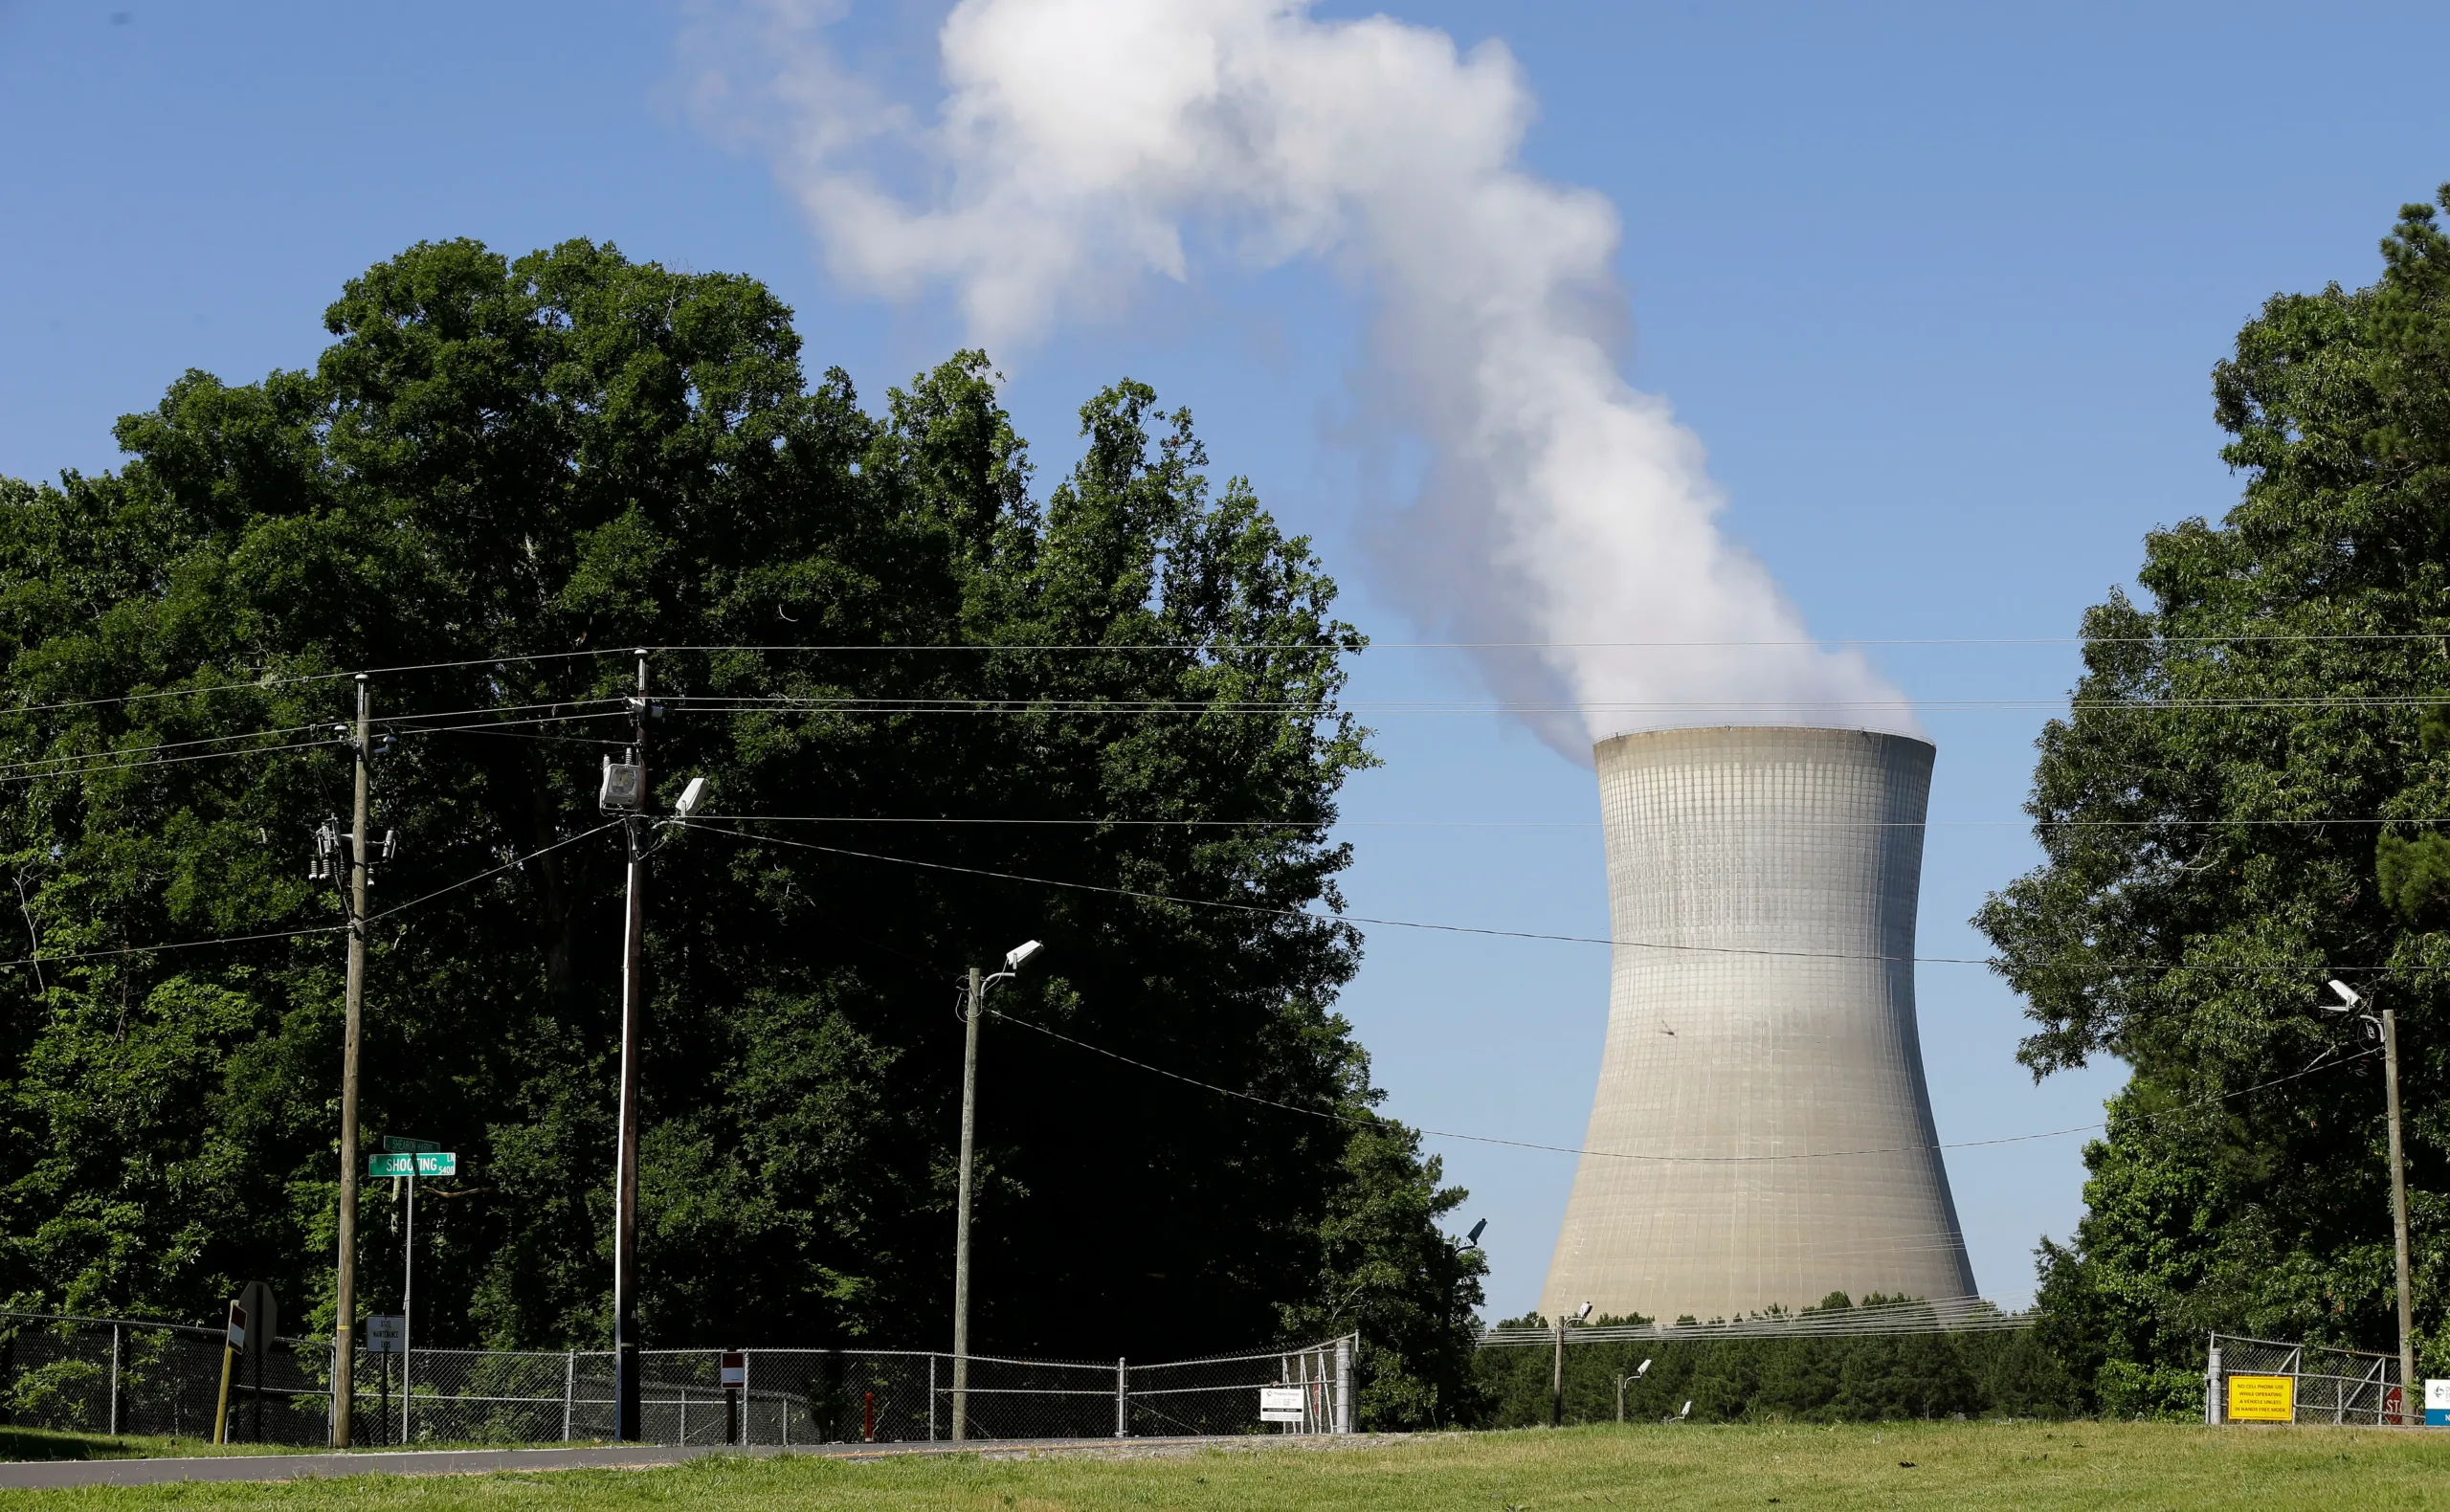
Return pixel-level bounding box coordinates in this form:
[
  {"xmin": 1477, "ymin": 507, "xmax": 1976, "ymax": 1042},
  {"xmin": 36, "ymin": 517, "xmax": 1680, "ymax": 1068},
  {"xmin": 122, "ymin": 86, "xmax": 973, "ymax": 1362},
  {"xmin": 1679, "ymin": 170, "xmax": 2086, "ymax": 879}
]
[
  {"xmin": 1466, "ymin": 1218, "xmax": 1487, "ymax": 1247},
  {"xmin": 1575, "ymin": 1300, "xmax": 1593, "ymax": 1322},
  {"xmin": 2328, "ymin": 978, "xmax": 2362, "ymax": 1011},
  {"xmin": 1005, "ymin": 939, "xmax": 1045, "ymax": 971},
  {"xmin": 1637, "ymin": 1358, "xmax": 1653, "ymax": 1378},
  {"xmin": 674, "ymin": 776, "xmax": 708, "ymax": 817}
]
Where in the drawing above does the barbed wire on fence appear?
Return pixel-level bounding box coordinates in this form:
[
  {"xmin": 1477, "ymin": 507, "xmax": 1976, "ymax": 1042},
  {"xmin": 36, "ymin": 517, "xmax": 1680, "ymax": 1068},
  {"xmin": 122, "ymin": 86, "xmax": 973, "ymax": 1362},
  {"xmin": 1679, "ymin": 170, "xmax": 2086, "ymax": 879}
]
[{"xmin": 0, "ymin": 1312, "xmax": 1354, "ymax": 1448}]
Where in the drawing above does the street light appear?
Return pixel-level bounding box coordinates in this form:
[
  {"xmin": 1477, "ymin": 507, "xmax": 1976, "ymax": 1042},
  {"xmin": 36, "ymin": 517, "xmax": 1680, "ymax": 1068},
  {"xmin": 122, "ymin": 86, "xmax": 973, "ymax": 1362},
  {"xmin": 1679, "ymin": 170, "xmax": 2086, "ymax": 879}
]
[
  {"xmin": 950, "ymin": 939, "xmax": 1046, "ymax": 1442},
  {"xmin": 1615, "ymin": 1357, "xmax": 1652, "ymax": 1424},
  {"xmin": 2318, "ymin": 977, "xmax": 2415, "ymax": 1419},
  {"xmin": 1551, "ymin": 1300, "xmax": 1592, "ymax": 1427},
  {"xmin": 599, "ymin": 651, "xmax": 710, "ymax": 1444}
]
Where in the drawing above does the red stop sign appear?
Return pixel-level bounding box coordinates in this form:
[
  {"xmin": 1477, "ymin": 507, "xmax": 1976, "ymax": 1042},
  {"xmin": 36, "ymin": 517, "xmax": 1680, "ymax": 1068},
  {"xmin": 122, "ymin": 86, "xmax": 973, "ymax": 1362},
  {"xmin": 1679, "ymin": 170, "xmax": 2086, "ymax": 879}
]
[{"xmin": 2385, "ymin": 1385, "xmax": 2406, "ymax": 1424}]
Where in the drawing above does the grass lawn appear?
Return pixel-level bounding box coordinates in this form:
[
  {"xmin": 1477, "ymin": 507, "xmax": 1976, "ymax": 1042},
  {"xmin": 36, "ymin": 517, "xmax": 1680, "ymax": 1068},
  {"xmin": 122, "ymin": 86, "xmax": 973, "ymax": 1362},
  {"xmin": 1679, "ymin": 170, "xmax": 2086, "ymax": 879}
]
[
  {"xmin": 9, "ymin": 1421, "xmax": 2450, "ymax": 1509},
  {"xmin": 0, "ymin": 1430, "xmax": 321, "ymax": 1463}
]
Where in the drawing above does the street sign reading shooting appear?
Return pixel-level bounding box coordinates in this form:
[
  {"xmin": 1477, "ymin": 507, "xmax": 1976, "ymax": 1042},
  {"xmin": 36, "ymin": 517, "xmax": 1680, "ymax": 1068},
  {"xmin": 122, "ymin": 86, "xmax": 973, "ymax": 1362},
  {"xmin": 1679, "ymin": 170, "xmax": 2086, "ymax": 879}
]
[{"xmin": 368, "ymin": 1152, "xmax": 456, "ymax": 1177}]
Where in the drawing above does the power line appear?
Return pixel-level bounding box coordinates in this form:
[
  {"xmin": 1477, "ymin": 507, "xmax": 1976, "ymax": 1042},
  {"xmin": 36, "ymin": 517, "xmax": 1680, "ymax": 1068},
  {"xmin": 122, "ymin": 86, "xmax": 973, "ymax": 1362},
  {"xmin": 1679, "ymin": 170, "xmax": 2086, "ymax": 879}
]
[
  {"xmin": 689, "ymin": 812, "xmax": 2450, "ymax": 832},
  {"xmin": 0, "ymin": 825, "xmax": 622, "ymax": 978},
  {"xmin": 987, "ymin": 1009, "xmax": 2379, "ymax": 1166},
  {"xmin": 679, "ymin": 819, "xmax": 2437, "ymax": 974},
  {"xmin": 11, "ymin": 628, "xmax": 2450, "ymax": 723}
]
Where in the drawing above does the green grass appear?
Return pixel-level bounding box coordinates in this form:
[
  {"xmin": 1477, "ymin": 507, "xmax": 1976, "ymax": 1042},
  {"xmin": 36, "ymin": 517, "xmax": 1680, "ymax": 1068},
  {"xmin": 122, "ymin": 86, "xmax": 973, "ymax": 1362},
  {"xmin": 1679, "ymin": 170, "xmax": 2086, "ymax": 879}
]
[
  {"xmin": 0, "ymin": 1429, "xmax": 323, "ymax": 1463},
  {"xmin": 11, "ymin": 1421, "xmax": 2450, "ymax": 1508}
]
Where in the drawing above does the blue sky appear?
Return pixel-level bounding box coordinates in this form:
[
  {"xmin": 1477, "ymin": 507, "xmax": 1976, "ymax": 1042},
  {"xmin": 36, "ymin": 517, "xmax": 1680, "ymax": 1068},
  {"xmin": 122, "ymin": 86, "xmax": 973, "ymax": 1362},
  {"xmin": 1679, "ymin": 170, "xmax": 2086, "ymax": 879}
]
[{"xmin": 4, "ymin": 0, "xmax": 2446, "ymax": 1320}]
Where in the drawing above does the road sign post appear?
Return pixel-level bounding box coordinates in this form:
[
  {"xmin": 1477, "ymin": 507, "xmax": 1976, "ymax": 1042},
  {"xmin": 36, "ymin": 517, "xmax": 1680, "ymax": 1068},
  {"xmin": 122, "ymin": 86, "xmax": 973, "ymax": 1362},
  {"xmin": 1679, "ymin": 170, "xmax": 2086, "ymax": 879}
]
[
  {"xmin": 722, "ymin": 1350, "xmax": 746, "ymax": 1444},
  {"xmin": 369, "ymin": 1145, "xmax": 450, "ymax": 1444},
  {"xmin": 213, "ymin": 1301, "xmax": 247, "ymax": 1445}
]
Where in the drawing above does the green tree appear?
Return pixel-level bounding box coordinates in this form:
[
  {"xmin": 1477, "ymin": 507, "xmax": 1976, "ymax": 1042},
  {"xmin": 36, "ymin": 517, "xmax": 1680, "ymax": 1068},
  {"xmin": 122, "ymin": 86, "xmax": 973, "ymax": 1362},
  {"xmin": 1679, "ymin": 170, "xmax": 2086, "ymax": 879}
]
[
  {"xmin": 0, "ymin": 238, "xmax": 1482, "ymax": 1406},
  {"xmin": 1976, "ymin": 188, "xmax": 2450, "ymax": 1411}
]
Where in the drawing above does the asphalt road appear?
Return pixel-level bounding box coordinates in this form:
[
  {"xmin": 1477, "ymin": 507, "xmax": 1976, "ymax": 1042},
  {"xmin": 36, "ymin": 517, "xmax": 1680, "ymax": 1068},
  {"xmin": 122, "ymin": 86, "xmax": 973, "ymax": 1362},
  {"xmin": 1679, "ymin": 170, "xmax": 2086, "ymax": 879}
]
[{"xmin": 0, "ymin": 1435, "xmax": 1256, "ymax": 1490}]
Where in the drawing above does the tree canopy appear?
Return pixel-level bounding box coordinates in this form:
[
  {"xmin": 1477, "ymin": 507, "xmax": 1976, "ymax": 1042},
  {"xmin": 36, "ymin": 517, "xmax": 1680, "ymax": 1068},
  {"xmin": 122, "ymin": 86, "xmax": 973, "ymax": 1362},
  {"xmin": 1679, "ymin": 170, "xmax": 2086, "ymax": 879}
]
[
  {"xmin": 1978, "ymin": 189, "xmax": 2450, "ymax": 1413},
  {"xmin": 0, "ymin": 238, "xmax": 1484, "ymax": 1425}
]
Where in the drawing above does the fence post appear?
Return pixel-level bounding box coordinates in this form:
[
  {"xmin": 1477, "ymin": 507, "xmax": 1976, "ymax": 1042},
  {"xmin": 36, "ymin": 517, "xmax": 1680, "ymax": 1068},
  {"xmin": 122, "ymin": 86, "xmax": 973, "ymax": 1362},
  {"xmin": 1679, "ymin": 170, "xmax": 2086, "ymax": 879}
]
[
  {"xmin": 108, "ymin": 1324, "xmax": 122, "ymax": 1436},
  {"xmin": 1115, "ymin": 1357, "xmax": 1128, "ymax": 1438},
  {"xmin": 1335, "ymin": 1335, "xmax": 1353, "ymax": 1434},
  {"xmin": 563, "ymin": 1350, "xmax": 575, "ymax": 1442},
  {"xmin": 929, "ymin": 1354, "xmax": 937, "ymax": 1442},
  {"xmin": 2204, "ymin": 1335, "xmax": 2221, "ymax": 1427}
]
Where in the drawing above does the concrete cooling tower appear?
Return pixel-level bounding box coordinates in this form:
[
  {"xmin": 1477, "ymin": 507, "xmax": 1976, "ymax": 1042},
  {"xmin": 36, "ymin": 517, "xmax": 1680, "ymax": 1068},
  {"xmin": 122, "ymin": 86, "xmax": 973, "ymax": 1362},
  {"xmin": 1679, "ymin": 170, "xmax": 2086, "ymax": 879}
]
[{"xmin": 1539, "ymin": 725, "xmax": 1975, "ymax": 1323}]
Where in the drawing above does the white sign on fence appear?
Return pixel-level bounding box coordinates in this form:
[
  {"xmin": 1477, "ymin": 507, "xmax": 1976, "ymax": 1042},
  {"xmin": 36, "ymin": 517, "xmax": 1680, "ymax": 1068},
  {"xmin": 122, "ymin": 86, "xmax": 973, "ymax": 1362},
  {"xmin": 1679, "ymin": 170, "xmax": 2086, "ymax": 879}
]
[
  {"xmin": 367, "ymin": 1315, "xmax": 405, "ymax": 1354},
  {"xmin": 1259, "ymin": 1386, "xmax": 1306, "ymax": 1424}
]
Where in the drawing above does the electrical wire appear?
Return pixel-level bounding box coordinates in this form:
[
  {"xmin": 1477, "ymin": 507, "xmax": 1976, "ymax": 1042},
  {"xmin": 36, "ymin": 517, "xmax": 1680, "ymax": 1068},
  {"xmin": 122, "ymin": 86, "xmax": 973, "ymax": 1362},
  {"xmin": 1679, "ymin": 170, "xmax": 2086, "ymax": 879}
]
[
  {"xmin": 679, "ymin": 818, "xmax": 2446, "ymax": 974},
  {"xmin": 362, "ymin": 823, "xmax": 621, "ymax": 923},
  {"xmin": 11, "ymin": 628, "xmax": 2450, "ymax": 723},
  {"xmin": 986, "ymin": 1009, "xmax": 2381, "ymax": 1166},
  {"xmin": 686, "ymin": 812, "xmax": 2450, "ymax": 832},
  {"xmin": 0, "ymin": 824, "xmax": 623, "ymax": 977}
]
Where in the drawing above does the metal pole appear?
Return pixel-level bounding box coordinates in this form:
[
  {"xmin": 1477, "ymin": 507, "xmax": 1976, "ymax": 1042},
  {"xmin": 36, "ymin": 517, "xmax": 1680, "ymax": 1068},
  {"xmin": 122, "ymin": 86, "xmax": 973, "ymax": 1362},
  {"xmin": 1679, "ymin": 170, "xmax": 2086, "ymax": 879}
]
[
  {"xmin": 1115, "ymin": 1357, "xmax": 1127, "ymax": 1438},
  {"xmin": 2205, "ymin": 1336, "xmax": 2221, "ymax": 1426},
  {"xmin": 951, "ymin": 966, "xmax": 982, "ymax": 1441},
  {"xmin": 403, "ymin": 1172, "xmax": 414, "ymax": 1445},
  {"xmin": 108, "ymin": 1324, "xmax": 121, "ymax": 1436},
  {"xmin": 2386, "ymin": 1007, "xmax": 2416, "ymax": 1421},
  {"xmin": 929, "ymin": 1354, "xmax": 937, "ymax": 1442},
  {"xmin": 1335, "ymin": 1335, "xmax": 1352, "ymax": 1434},
  {"xmin": 564, "ymin": 1349, "xmax": 575, "ymax": 1442},
  {"xmin": 333, "ymin": 673, "xmax": 371, "ymax": 1447},
  {"xmin": 614, "ymin": 652, "xmax": 649, "ymax": 1442},
  {"xmin": 1551, "ymin": 1315, "xmax": 1566, "ymax": 1427}
]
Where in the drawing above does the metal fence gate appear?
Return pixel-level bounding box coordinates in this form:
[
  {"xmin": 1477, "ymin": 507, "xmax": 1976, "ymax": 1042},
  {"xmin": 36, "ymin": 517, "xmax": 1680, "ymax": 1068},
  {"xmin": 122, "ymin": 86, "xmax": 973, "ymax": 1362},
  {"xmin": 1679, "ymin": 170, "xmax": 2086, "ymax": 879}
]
[
  {"xmin": 2205, "ymin": 1332, "xmax": 2407, "ymax": 1426},
  {"xmin": 0, "ymin": 1312, "xmax": 1352, "ymax": 1449}
]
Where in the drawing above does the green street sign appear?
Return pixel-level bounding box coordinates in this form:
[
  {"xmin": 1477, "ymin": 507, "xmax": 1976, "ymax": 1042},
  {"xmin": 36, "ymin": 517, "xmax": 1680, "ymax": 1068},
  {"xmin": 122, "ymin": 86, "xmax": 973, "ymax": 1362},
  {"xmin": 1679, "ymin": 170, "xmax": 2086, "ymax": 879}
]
[
  {"xmin": 368, "ymin": 1151, "xmax": 457, "ymax": 1177},
  {"xmin": 381, "ymin": 1136, "xmax": 440, "ymax": 1154}
]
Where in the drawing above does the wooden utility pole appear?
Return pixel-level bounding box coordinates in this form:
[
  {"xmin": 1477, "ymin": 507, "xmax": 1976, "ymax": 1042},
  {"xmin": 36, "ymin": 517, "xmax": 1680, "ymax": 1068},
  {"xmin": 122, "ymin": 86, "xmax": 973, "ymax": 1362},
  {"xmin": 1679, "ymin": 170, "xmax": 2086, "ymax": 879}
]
[
  {"xmin": 951, "ymin": 965, "xmax": 983, "ymax": 1441},
  {"xmin": 612, "ymin": 653, "xmax": 648, "ymax": 1442},
  {"xmin": 2385, "ymin": 1006, "xmax": 2416, "ymax": 1420},
  {"xmin": 1551, "ymin": 1314, "xmax": 1567, "ymax": 1427},
  {"xmin": 331, "ymin": 674, "xmax": 370, "ymax": 1446}
]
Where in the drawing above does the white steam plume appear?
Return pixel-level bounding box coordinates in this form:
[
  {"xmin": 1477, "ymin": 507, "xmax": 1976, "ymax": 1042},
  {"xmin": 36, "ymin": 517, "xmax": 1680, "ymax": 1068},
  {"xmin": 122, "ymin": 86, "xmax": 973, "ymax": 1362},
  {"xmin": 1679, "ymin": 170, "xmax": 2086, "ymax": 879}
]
[{"xmin": 688, "ymin": 0, "xmax": 1914, "ymax": 761}]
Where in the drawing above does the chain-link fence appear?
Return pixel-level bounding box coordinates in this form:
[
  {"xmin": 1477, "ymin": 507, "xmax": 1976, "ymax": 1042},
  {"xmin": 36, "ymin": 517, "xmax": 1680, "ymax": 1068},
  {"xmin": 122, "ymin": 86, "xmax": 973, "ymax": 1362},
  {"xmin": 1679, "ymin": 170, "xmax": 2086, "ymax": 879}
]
[
  {"xmin": 0, "ymin": 1311, "xmax": 329, "ymax": 1444},
  {"xmin": 2206, "ymin": 1332, "xmax": 2407, "ymax": 1426},
  {"xmin": 1, "ymin": 1312, "xmax": 1353, "ymax": 1448}
]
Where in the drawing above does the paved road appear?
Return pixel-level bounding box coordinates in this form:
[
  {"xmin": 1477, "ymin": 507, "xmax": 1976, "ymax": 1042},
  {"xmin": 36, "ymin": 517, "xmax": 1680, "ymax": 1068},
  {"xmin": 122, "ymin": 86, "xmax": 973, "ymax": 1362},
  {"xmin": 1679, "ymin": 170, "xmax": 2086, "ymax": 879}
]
[{"xmin": 0, "ymin": 1435, "xmax": 1253, "ymax": 1490}]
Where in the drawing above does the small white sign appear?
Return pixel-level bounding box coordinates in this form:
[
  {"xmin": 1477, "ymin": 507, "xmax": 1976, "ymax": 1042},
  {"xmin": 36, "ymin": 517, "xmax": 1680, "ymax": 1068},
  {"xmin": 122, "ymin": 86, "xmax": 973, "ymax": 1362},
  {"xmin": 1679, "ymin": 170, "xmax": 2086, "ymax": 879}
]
[
  {"xmin": 225, "ymin": 1302, "xmax": 247, "ymax": 1353},
  {"xmin": 2428, "ymin": 1379, "xmax": 2450, "ymax": 1411},
  {"xmin": 1259, "ymin": 1386, "xmax": 1306, "ymax": 1424},
  {"xmin": 720, "ymin": 1351, "xmax": 746, "ymax": 1387},
  {"xmin": 367, "ymin": 1315, "xmax": 405, "ymax": 1354}
]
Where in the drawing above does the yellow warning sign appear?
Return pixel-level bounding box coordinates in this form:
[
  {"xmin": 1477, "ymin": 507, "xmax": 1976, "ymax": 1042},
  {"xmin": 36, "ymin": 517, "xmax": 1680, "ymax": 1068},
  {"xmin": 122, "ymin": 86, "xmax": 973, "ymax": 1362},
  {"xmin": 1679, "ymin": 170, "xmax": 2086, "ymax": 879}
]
[{"xmin": 2227, "ymin": 1374, "xmax": 2296, "ymax": 1423}]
